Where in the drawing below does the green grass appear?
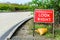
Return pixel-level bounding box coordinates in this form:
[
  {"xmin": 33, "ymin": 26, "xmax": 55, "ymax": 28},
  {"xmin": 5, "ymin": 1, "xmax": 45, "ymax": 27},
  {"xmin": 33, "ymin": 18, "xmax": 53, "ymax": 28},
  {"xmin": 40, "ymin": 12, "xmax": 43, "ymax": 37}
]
[
  {"xmin": 33, "ymin": 24, "xmax": 60, "ymax": 40},
  {"xmin": 44, "ymin": 32, "xmax": 53, "ymax": 38},
  {"xmin": 54, "ymin": 29, "xmax": 60, "ymax": 40},
  {"xmin": 28, "ymin": 21, "xmax": 60, "ymax": 40},
  {"xmin": 44, "ymin": 29, "xmax": 60, "ymax": 40},
  {"xmin": 35, "ymin": 24, "xmax": 53, "ymax": 37},
  {"xmin": 35, "ymin": 24, "xmax": 52, "ymax": 30},
  {"xmin": 35, "ymin": 24, "xmax": 44, "ymax": 29}
]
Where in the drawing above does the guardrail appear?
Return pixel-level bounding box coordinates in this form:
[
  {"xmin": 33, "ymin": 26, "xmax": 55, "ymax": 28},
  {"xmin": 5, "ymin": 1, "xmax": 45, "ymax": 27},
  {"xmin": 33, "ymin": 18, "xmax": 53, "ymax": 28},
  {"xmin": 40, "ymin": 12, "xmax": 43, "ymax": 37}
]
[{"xmin": 0, "ymin": 16, "xmax": 33, "ymax": 40}]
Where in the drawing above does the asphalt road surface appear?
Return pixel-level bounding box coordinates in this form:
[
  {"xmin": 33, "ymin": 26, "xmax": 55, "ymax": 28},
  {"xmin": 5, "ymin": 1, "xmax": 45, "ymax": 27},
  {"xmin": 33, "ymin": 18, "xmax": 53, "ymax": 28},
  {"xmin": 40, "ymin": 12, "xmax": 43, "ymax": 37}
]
[{"xmin": 0, "ymin": 12, "xmax": 33, "ymax": 38}]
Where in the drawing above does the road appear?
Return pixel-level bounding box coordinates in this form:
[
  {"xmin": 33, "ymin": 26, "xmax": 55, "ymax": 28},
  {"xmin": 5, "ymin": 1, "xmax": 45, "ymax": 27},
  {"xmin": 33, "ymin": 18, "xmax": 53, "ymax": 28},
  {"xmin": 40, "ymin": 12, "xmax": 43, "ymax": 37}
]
[{"xmin": 0, "ymin": 12, "xmax": 33, "ymax": 38}]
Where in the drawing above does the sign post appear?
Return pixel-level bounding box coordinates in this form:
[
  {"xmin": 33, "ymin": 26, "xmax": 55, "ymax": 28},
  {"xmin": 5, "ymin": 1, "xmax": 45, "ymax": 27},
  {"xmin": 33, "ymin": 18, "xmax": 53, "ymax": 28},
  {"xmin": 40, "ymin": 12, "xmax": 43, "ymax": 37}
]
[{"xmin": 33, "ymin": 9, "xmax": 54, "ymax": 37}]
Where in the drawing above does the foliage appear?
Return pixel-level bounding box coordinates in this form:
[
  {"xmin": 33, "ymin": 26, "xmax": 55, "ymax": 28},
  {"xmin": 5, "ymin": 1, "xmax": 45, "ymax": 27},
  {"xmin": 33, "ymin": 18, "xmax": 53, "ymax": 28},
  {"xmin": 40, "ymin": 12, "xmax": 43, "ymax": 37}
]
[
  {"xmin": 35, "ymin": 24, "xmax": 60, "ymax": 40},
  {"xmin": 30, "ymin": 0, "xmax": 60, "ymax": 24},
  {"xmin": 0, "ymin": 3, "xmax": 31, "ymax": 12},
  {"xmin": 44, "ymin": 29, "xmax": 60, "ymax": 40}
]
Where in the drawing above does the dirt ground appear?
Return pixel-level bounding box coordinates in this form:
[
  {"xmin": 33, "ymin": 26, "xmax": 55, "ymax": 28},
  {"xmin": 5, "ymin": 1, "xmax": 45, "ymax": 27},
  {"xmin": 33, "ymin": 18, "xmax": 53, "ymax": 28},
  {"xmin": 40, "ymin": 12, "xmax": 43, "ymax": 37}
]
[{"xmin": 11, "ymin": 19, "xmax": 55, "ymax": 40}]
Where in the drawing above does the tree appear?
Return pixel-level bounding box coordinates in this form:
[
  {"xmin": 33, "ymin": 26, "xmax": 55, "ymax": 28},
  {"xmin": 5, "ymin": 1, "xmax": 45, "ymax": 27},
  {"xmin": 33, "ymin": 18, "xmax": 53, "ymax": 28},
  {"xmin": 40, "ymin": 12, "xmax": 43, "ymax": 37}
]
[{"xmin": 30, "ymin": 0, "xmax": 60, "ymax": 24}]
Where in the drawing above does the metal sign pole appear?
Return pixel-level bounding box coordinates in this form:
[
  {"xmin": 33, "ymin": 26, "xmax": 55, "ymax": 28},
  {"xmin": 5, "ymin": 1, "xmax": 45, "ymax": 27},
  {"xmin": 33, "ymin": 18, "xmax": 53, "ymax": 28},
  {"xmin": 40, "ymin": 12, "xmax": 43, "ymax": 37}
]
[
  {"xmin": 33, "ymin": 22, "xmax": 35, "ymax": 36},
  {"xmin": 53, "ymin": 23, "xmax": 55, "ymax": 38}
]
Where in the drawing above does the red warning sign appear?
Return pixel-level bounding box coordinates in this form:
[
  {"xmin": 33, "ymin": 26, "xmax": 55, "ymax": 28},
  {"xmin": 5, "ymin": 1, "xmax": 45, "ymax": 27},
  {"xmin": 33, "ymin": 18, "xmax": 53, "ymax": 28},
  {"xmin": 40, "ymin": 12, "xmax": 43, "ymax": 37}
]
[{"xmin": 34, "ymin": 9, "xmax": 54, "ymax": 23}]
